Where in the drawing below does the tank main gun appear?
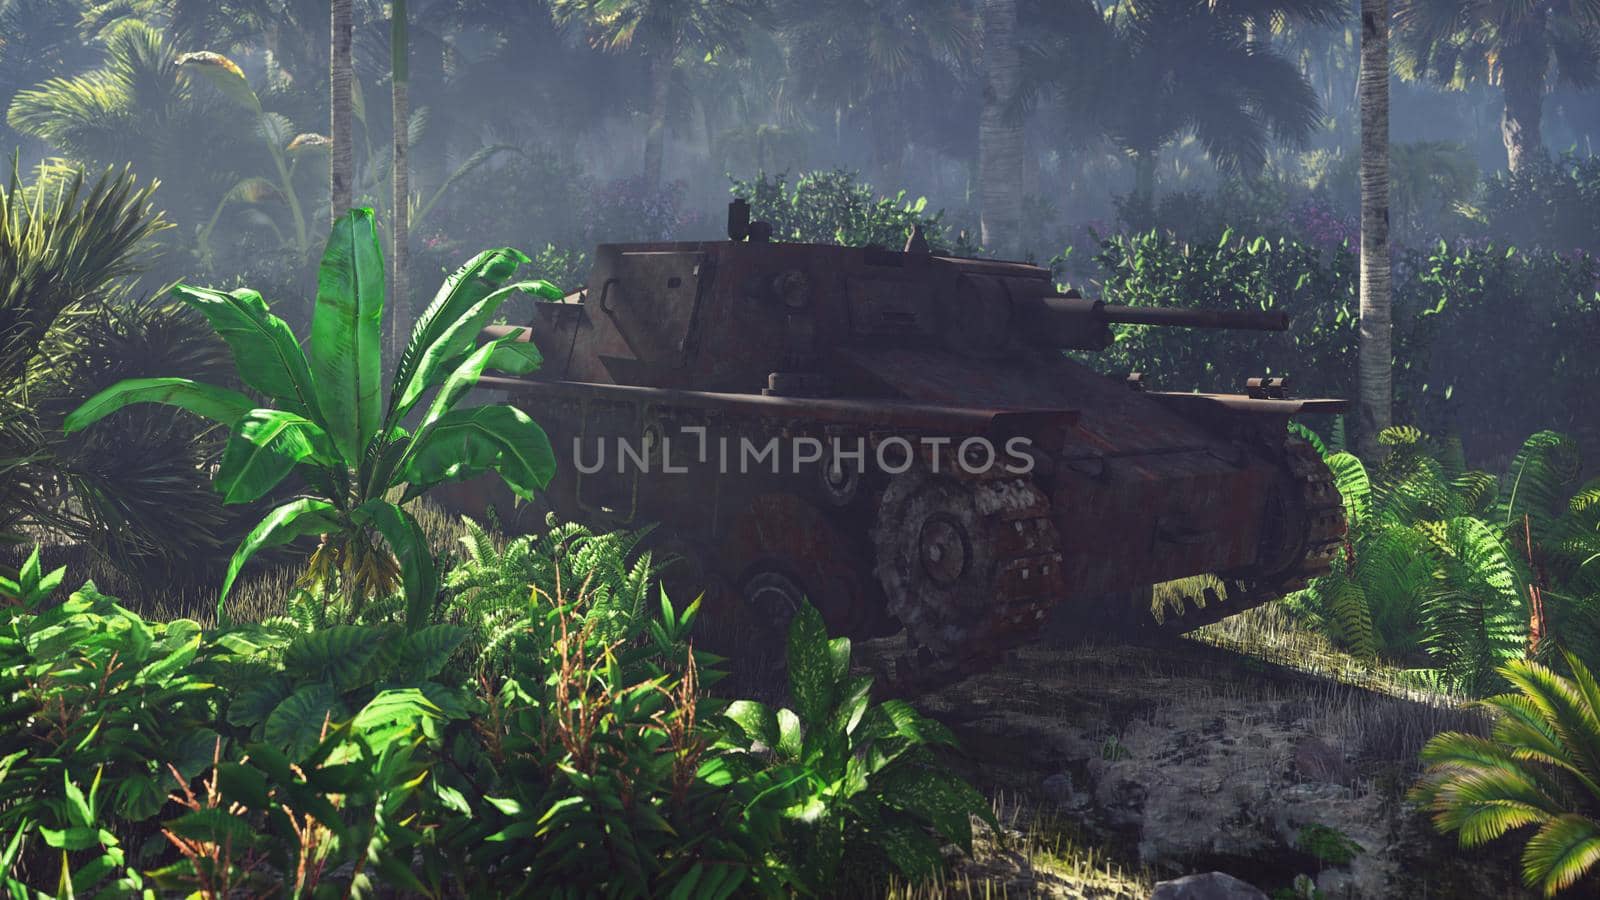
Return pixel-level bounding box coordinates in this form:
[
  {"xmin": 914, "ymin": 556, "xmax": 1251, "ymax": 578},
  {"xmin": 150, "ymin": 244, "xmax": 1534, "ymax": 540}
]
[{"xmin": 1015, "ymin": 292, "xmax": 1290, "ymax": 352}]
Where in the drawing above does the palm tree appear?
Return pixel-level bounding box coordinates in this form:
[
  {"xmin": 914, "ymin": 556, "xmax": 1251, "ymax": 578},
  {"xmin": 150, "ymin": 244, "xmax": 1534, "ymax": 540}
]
[
  {"xmin": 1359, "ymin": 0, "xmax": 1392, "ymax": 458},
  {"xmin": 1017, "ymin": 0, "xmax": 1328, "ymax": 209},
  {"xmin": 979, "ymin": 0, "xmax": 1022, "ymax": 258},
  {"xmin": 777, "ymin": 0, "xmax": 976, "ymax": 187},
  {"xmin": 6, "ymin": 20, "xmax": 259, "ymax": 230},
  {"xmin": 330, "ymin": 0, "xmax": 354, "ymax": 221},
  {"xmin": 552, "ymin": 0, "xmax": 767, "ymax": 189},
  {"xmin": 1393, "ymin": 0, "xmax": 1600, "ymax": 172},
  {"xmin": 390, "ymin": 0, "xmax": 411, "ymax": 357},
  {"xmin": 1411, "ymin": 650, "xmax": 1600, "ymax": 896}
]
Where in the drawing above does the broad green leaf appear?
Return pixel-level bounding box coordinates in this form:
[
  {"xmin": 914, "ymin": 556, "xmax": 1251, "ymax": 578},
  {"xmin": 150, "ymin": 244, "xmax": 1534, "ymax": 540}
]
[
  {"xmin": 775, "ymin": 708, "xmax": 803, "ymax": 762},
  {"xmin": 387, "ymin": 245, "xmax": 561, "ymax": 423},
  {"xmin": 398, "ymin": 624, "xmax": 469, "ymax": 678},
  {"xmin": 722, "ymin": 700, "xmax": 779, "ymax": 748},
  {"xmin": 263, "ymin": 683, "xmax": 345, "ymax": 759},
  {"xmin": 171, "ymin": 285, "xmax": 324, "ymax": 420},
  {"xmin": 215, "ymin": 410, "xmax": 336, "ymax": 504},
  {"xmin": 351, "ymin": 500, "xmax": 439, "ymax": 630},
  {"xmin": 485, "ymin": 338, "xmax": 543, "ymax": 375},
  {"xmin": 166, "ymin": 808, "xmax": 260, "ymax": 849},
  {"xmin": 407, "ymin": 334, "xmax": 530, "ymax": 455},
  {"xmin": 309, "ymin": 208, "xmax": 385, "ymax": 465},
  {"xmin": 282, "ymin": 625, "xmax": 384, "ymax": 692},
  {"xmin": 390, "ymin": 249, "xmax": 528, "ymax": 418},
  {"xmin": 351, "ymin": 688, "xmax": 442, "ymax": 751},
  {"xmin": 63, "ymin": 377, "xmax": 253, "ymax": 433},
  {"xmin": 392, "ymin": 281, "xmax": 557, "ymax": 424},
  {"xmin": 878, "ymin": 765, "xmax": 989, "ymax": 851},
  {"xmin": 218, "ymin": 499, "xmax": 341, "ymax": 623},
  {"xmin": 177, "ymin": 51, "xmax": 261, "ymax": 114},
  {"xmin": 875, "ymin": 819, "xmax": 945, "ymax": 880},
  {"xmin": 787, "ymin": 601, "xmax": 834, "ymax": 728},
  {"xmin": 399, "ymin": 405, "xmax": 554, "ymax": 502}
]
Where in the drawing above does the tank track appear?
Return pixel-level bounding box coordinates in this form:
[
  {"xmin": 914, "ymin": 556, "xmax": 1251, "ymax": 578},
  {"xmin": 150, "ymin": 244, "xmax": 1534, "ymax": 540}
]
[
  {"xmin": 869, "ymin": 466, "xmax": 1066, "ymax": 694},
  {"xmin": 1152, "ymin": 435, "xmax": 1346, "ymax": 633},
  {"xmin": 869, "ymin": 435, "xmax": 1345, "ymax": 694}
]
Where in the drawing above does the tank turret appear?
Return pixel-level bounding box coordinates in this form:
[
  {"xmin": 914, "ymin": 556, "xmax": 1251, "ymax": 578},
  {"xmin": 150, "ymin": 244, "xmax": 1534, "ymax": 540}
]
[{"xmin": 464, "ymin": 200, "xmax": 1346, "ymax": 691}]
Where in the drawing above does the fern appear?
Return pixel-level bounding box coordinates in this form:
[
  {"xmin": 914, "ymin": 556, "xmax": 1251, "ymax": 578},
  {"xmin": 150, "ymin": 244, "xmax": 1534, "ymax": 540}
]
[
  {"xmin": 1497, "ymin": 431, "xmax": 1581, "ymax": 536},
  {"xmin": 440, "ymin": 513, "xmax": 663, "ymax": 676},
  {"xmin": 1289, "ymin": 421, "xmax": 1327, "ymax": 457},
  {"xmin": 1421, "ymin": 517, "xmax": 1527, "ymax": 696},
  {"xmin": 1290, "ymin": 427, "xmax": 1600, "ymax": 691},
  {"xmin": 1325, "ymin": 451, "xmax": 1370, "ymax": 526}
]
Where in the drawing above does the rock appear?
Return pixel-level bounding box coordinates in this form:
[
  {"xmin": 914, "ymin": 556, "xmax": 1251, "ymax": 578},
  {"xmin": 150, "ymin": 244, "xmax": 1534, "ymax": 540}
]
[
  {"xmin": 1294, "ymin": 736, "xmax": 1354, "ymax": 785},
  {"xmin": 1149, "ymin": 871, "xmax": 1269, "ymax": 900},
  {"xmin": 1041, "ymin": 772, "xmax": 1073, "ymax": 803}
]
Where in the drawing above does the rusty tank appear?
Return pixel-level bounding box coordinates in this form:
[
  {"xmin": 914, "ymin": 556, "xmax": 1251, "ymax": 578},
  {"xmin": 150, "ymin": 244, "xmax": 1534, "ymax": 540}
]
[{"xmin": 461, "ymin": 199, "xmax": 1346, "ymax": 688}]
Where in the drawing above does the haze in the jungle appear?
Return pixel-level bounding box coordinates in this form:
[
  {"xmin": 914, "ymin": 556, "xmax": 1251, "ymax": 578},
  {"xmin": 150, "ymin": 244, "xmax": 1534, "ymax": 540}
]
[
  {"xmin": 8, "ymin": 3, "xmax": 1600, "ymax": 898},
  {"xmin": 5, "ymin": 0, "xmax": 1599, "ymax": 274}
]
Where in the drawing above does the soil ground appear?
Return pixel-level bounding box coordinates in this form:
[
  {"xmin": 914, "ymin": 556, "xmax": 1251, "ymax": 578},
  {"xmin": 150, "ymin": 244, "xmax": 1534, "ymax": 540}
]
[{"xmin": 891, "ymin": 612, "xmax": 1541, "ymax": 899}]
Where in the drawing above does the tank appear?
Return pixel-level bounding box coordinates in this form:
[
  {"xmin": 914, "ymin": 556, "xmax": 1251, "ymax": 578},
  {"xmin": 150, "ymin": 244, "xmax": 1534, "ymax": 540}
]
[{"xmin": 459, "ymin": 200, "xmax": 1346, "ymax": 689}]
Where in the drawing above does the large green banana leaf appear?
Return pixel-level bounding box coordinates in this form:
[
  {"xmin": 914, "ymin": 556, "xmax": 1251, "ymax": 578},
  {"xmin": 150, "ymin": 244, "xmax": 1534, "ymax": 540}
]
[
  {"xmin": 215, "ymin": 411, "xmax": 337, "ymax": 504},
  {"xmin": 400, "ymin": 405, "xmax": 554, "ymax": 503},
  {"xmin": 310, "ymin": 209, "xmax": 385, "ymax": 465},
  {"xmin": 172, "ymin": 285, "xmax": 325, "ymax": 421},
  {"xmin": 388, "ymin": 247, "xmax": 562, "ymax": 423},
  {"xmin": 63, "ymin": 377, "xmax": 255, "ymax": 433},
  {"xmin": 218, "ymin": 498, "xmax": 342, "ymax": 622}
]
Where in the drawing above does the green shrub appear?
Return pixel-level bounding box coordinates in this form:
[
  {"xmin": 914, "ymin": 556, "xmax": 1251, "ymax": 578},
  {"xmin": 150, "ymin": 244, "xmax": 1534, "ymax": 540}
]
[
  {"xmin": 1087, "ymin": 229, "xmax": 1600, "ymax": 457},
  {"xmin": 1, "ymin": 535, "xmax": 996, "ymax": 896},
  {"xmin": 1088, "ymin": 228, "xmax": 1361, "ymax": 399},
  {"xmin": 715, "ymin": 602, "xmax": 999, "ymax": 894},
  {"xmin": 730, "ymin": 169, "xmax": 981, "ymax": 254},
  {"xmin": 1412, "ymin": 649, "xmax": 1600, "ymax": 896},
  {"xmin": 1478, "ymin": 152, "xmax": 1600, "ymax": 254}
]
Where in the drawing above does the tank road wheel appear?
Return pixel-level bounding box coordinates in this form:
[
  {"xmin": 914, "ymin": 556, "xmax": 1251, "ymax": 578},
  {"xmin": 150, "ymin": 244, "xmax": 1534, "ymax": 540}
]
[
  {"xmin": 872, "ymin": 468, "xmax": 1065, "ymax": 691},
  {"xmin": 1156, "ymin": 434, "xmax": 1346, "ymax": 633}
]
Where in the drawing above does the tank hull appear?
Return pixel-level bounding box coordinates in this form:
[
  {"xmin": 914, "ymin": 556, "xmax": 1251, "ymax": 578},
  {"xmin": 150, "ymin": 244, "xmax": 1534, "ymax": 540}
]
[{"xmin": 449, "ymin": 234, "xmax": 1346, "ymax": 688}]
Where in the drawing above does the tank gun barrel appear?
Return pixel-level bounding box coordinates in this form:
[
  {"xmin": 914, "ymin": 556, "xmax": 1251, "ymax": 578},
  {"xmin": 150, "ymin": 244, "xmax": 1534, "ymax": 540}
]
[
  {"xmin": 1096, "ymin": 302, "xmax": 1288, "ymax": 332},
  {"xmin": 1018, "ymin": 295, "xmax": 1290, "ymax": 351}
]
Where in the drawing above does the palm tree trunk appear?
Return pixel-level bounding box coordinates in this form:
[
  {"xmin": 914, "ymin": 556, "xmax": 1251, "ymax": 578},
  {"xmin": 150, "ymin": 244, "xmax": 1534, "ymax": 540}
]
[
  {"xmin": 390, "ymin": 0, "xmax": 411, "ymax": 357},
  {"xmin": 1357, "ymin": 0, "xmax": 1392, "ymax": 458},
  {"xmin": 330, "ymin": 0, "xmax": 354, "ymax": 224},
  {"xmin": 643, "ymin": 49, "xmax": 673, "ymax": 189},
  {"xmin": 1500, "ymin": 27, "xmax": 1548, "ymax": 173},
  {"xmin": 979, "ymin": 0, "xmax": 1023, "ymax": 259},
  {"xmin": 1132, "ymin": 149, "xmax": 1157, "ymax": 210}
]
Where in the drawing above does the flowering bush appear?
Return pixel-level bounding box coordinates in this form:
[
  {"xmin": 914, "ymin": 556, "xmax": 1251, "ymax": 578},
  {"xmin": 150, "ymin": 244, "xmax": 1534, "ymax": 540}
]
[{"xmin": 1285, "ymin": 199, "xmax": 1357, "ymax": 250}]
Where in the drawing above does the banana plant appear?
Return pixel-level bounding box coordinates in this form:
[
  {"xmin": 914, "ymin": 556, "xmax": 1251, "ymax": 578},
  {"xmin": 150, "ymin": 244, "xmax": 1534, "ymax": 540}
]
[
  {"xmin": 64, "ymin": 209, "xmax": 562, "ymax": 628},
  {"xmin": 179, "ymin": 51, "xmax": 322, "ymax": 263}
]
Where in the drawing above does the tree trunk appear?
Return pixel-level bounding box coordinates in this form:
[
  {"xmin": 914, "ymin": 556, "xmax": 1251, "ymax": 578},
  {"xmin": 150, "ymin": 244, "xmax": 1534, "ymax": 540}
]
[
  {"xmin": 1500, "ymin": 25, "xmax": 1548, "ymax": 173},
  {"xmin": 979, "ymin": 0, "xmax": 1023, "ymax": 259},
  {"xmin": 1132, "ymin": 149, "xmax": 1157, "ymax": 210},
  {"xmin": 330, "ymin": 0, "xmax": 354, "ymax": 225},
  {"xmin": 1357, "ymin": 0, "xmax": 1392, "ymax": 458},
  {"xmin": 643, "ymin": 49, "xmax": 673, "ymax": 189},
  {"xmin": 390, "ymin": 0, "xmax": 411, "ymax": 357}
]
